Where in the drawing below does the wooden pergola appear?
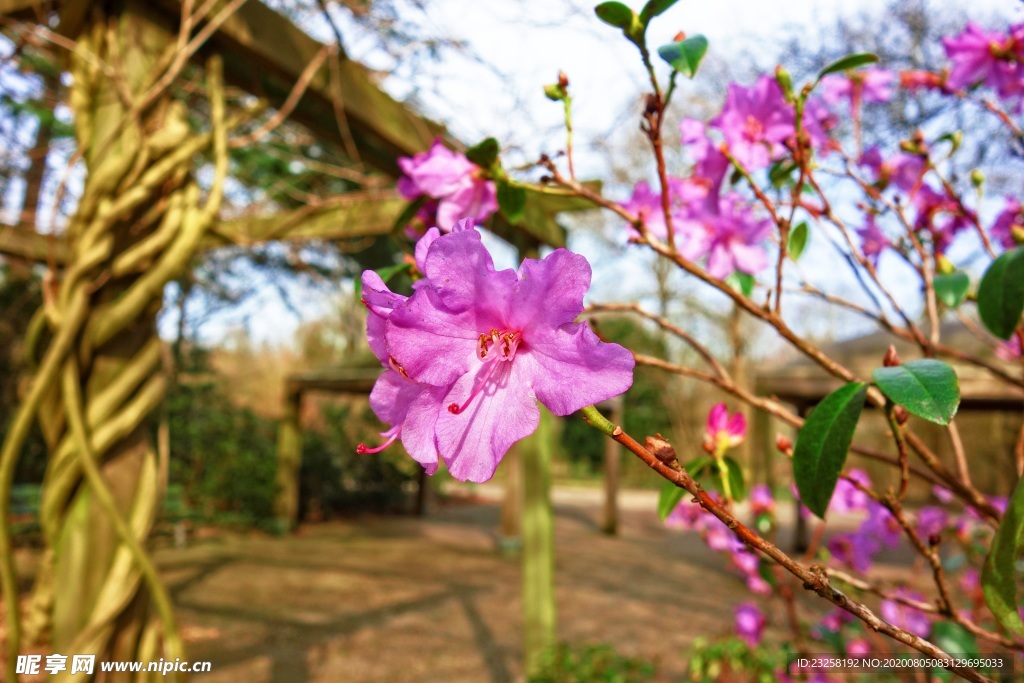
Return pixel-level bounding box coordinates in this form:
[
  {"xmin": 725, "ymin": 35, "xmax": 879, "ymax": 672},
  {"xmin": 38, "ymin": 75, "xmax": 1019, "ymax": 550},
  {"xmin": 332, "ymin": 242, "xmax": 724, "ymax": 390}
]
[{"xmin": 0, "ymin": 0, "xmax": 595, "ymax": 676}]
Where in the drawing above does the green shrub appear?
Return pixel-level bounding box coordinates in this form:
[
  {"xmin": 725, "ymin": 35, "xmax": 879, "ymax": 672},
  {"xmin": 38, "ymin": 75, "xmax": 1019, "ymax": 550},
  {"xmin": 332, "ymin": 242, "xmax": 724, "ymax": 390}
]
[{"xmin": 529, "ymin": 643, "xmax": 656, "ymax": 683}]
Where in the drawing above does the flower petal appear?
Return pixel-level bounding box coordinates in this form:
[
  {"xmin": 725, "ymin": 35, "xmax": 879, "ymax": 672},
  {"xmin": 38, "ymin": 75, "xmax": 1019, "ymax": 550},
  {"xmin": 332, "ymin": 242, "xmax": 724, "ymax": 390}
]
[
  {"xmin": 420, "ymin": 228, "xmax": 518, "ymax": 322},
  {"xmin": 401, "ymin": 384, "xmax": 449, "ymax": 474},
  {"xmin": 385, "ymin": 287, "xmax": 480, "ymax": 386},
  {"xmin": 508, "ymin": 249, "xmax": 591, "ymax": 333},
  {"xmin": 516, "ymin": 322, "xmax": 634, "ymax": 416},
  {"xmin": 368, "ymin": 370, "xmax": 425, "ymax": 428},
  {"xmin": 435, "ymin": 363, "xmax": 540, "ymax": 482}
]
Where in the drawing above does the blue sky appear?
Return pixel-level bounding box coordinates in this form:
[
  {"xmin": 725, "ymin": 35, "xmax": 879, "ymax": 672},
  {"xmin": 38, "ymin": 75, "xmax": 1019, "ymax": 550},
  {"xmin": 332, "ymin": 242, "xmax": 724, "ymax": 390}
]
[{"xmin": 171, "ymin": 0, "xmax": 1024, "ymax": 347}]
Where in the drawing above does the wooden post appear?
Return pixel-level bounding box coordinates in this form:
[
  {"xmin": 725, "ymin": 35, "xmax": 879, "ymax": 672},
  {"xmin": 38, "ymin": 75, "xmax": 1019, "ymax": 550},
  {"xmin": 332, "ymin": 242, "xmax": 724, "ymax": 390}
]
[
  {"xmin": 601, "ymin": 398, "xmax": 623, "ymax": 536},
  {"xmin": 522, "ymin": 408, "xmax": 556, "ymax": 675},
  {"xmin": 274, "ymin": 386, "xmax": 303, "ymax": 531}
]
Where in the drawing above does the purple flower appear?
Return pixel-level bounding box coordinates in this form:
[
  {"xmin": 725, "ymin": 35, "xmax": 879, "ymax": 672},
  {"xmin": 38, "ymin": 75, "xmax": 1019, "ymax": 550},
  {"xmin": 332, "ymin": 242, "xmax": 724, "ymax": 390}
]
[
  {"xmin": 860, "ymin": 501, "xmax": 902, "ymax": 549},
  {"xmin": 679, "ymin": 193, "xmax": 771, "ymax": 278},
  {"xmin": 705, "ymin": 523, "xmax": 745, "ymax": 553},
  {"xmin": 990, "ymin": 197, "xmax": 1023, "ymax": 249},
  {"xmin": 749, "ymin": 484, "xmax": 775, "ymax": 516},
  {"xmin": 857, "ymin": 215, "xmax": 889, "ymax": 266},
  {"xmin": 915, "ymin": 506, "xmax": 948, "ymax": 538},
  {"xmin": 846, "ymin": 639, "xmax": 870, "ymax": 656},
  {"xmin": 932, "ymin": 485, "xmax": 954, "ymax": 504},
  {"xmin": 710, "ymin": 76, "xmax": 796, "ymax": 171},
  {"xmin": 880, "ymin": 589, "xmax": 932, "ymax": 638},
  {"xmin": 859, "ymin": 146, "xmax": 927, "ymax": 194},
  {"xmin": 821, "ymin": 68, "xmax": 895, "ymax": 106},
  {"xmin": 373, "ymin": 227, "xmax": 634, "ymax": 482},
  {"xmin": 818, "ymin": 607, "xmax": 854, "ymax": 633},
  {"xmin": 398, "ymin": 139, "xmax": 498, "ymax": 230},
  {"xmin": 823, "ymin": 69, "xmax": 894, "ymax": 108},
  {"xmin": 828, "ymin": 532, "xmax": 880, "ymax": 572},
  {"xmin": 681, "ymin": 118, "xmax": 730, "ymax": 189},
  {"xmin": 801, "ymin": 97, "xmax": 840, "ymax": 155},
  {"xmin": 665, "ymin": 499, "xmax": 708, "ymax": 531},
  {"xmin": 943, "ymin": 23, "xmax": 1024, "ymax": 99},
  {"xmin": 735, "ymin": 602, "xmax": 767, "ymax": 646},
  {"xmin": 621, "ymin": 177, "xmax": 708, "ymax": 240},
  {"xmin": 831, "ymin": 469, "xmax": 873, "ymax": 514}
]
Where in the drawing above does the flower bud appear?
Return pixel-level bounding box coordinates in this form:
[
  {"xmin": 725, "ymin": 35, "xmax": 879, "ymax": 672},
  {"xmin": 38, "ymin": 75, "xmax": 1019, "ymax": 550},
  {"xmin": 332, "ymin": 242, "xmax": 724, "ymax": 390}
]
[
  {"xmin": 935, "ymin": 253, "xmax": 955, "ymax": 275},
  {"xmin": 970, "ymin": 169, "xmax": 984, "ymax": 188},
  {"xmin": 558, "ymin": 70, "xmax": 570, "ymax": 89},
  {"xmin": 883, "ymin": 345, "xmax": 901, "ymax": 367},
  {"xmin": 894, "ymin": 405, "xmax": 910, "ymax": 425},
  {"xmin": 672, "ymin": 31, "xmax": 687, "ymax": 42},
  {"xmin": 646, "ymin": 433, "xmax": 679, "ymax": 466},
  {"xmin": 1012, "ymin": 224, "xmax": 1024, "ymax": 246},
  {"xmin": 775, "ymin": 434, "xmax": 793, "ymax": 454},
  {"xmin": 928, "ymin": 533, "xmax": 941, "ymax": 547},
  {"xmin": 774, "ymin": 65, "xmax": 793, "ymax": 97}
]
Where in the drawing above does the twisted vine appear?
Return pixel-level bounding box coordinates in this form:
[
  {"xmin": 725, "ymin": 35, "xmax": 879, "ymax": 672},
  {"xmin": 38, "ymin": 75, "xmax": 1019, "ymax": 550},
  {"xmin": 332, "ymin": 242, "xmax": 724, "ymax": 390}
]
[{"xmin": 0, "ymin": 6, "xmax": 239, "ymax": 678}]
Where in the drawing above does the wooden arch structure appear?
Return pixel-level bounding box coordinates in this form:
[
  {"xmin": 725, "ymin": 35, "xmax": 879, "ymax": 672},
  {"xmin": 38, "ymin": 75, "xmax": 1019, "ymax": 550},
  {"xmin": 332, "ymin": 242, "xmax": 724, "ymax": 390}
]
[{"xmin": 0, "ymin": 0, "xmax": 589, "ymax": 678}]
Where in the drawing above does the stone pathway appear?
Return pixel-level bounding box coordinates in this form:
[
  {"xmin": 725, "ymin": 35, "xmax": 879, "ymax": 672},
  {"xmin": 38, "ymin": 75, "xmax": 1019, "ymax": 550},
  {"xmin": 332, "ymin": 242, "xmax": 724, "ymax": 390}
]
[{"xmin": 164, "ymin": 488, "xmax": 754, "ymax": 683}]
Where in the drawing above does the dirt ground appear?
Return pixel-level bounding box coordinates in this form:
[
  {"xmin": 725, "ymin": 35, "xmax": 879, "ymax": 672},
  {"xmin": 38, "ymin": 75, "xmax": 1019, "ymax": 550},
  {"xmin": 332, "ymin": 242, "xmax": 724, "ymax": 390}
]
[{"xmin": 161, "ymin": 486, "xmax": 760, "ymax": 683}]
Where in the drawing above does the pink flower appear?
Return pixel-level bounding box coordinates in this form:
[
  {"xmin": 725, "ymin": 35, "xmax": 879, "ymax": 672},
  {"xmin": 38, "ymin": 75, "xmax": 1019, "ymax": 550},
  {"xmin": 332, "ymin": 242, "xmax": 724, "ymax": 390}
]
[
  {"xmin": 704, "ymin": 402, "xmax": 747, "ymax": 454},
  {"xmin": 735, "ymin": 602, "xmax": 767, "ymax": 646},
  {"xmin": 856, "ymin": 215, "xmax": 889, "ymax": 266},
  {"xmin": 679, "ymin": 193, "xmax": 771, "ymax": 278},
  {"xmin": 710, "ymin": 75, "xmax": 796, "ymax": 171},
  {"xmin": 943, "ymin": 22, "xmax": 1024, "ymax": 99},
  {"xmin": 821, "ymin": 68, "xmax": 895, "ymax": 106},
  {"xmin": 880, "ymin": 589, "xmax": 932, "ymax": 638},
  {"xmin": 932, "ymin": 485, "xmax": 954, "ymax": 504},
  {"xmin": 990, "ymin": 197, "xmax": 1023, "ymax": 249},
  {"xmin": 398, "ymin": 139, "xmax": 498, "ymax": 230},
  {"xmin": 373, "ymin": 226, "xmax": 634, "ymax": 482},
  {"xmin": 997, "ymin": 339, "xmax": 1023, "ymax": 361}
]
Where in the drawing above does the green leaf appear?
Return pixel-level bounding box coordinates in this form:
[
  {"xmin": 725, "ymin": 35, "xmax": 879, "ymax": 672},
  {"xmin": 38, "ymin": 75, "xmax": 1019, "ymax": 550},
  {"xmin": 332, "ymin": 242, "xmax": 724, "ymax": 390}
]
[
  {"xmin": 929, "ymin": 622, "xmax": 977, "ymax": 681},
  {"xmin": 787, "ymin": 222, "xmax": 809, "ymax": 261},
  {"xmin": 982, "ymin": 474, "xmax": 1024, "ymax": 639},
  {"xmin": 933, "ymin": 271, "xmax": 970, "ymax": 308},
  {"xmin": 639, "ymin": 0, "xmax": 678, "ymax": 23},
  {"xmin": 725, "ymin": 271, "xmax": 755, "ymax": 297},
  {"xmin": 684, "ymin": 455, "xmax": 712, "ymax": 478},
  {"xmin": 465, "ymin": 137, "xmax": 500, "ymax": 170},
  {"xmin": 872, "ymin": 359, "xmax": 960, "ymax": 426},
  {"xmin": 978, "ymin": 246, "xmax": 1024, "ymax": 340},
  {"xmin": 816, "ymin": 52, "xmax": 879, "ymax": 81},
  {"xmin": 657, "ymin": 480, "xmax": 686, "ymax": 522},
  {"xmin": 793, "ymin": 382, "xmax": 868, "ymax": 519},
  {"xmin": 657, "ymin": 35, "xmax": 709, "ymax": 78},
  {"xmin": 391, "ymin": 195, "xmax": 428, "ymax": 233},
  {"xmin": 352, "ymin": 262, "xmax": 410, "ymax": 300},
  {"xmin": 594, "ymin": 2, "xmax": 635, "ymax": 29},
  {"xmin": 721, "ymin": 456, "xmax": 747, "ymax": 502},
  {"xmin": 497, "ymin": 182, "xmax": 527, "ymax": 224}
]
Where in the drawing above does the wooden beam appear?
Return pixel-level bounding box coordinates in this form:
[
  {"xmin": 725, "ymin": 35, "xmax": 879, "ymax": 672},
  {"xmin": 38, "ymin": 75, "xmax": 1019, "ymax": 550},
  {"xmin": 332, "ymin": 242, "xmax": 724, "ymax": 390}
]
[{"xmin": 0, "ymin": 223, "xmax": 68, "ymax": 265}]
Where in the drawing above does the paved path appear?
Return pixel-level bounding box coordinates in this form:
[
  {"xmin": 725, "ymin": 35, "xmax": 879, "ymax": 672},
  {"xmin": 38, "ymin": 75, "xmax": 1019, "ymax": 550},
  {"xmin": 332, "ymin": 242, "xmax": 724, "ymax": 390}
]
[{"xmin": 163, "ymin": 488, "xmax": 755, "ymax": 683}]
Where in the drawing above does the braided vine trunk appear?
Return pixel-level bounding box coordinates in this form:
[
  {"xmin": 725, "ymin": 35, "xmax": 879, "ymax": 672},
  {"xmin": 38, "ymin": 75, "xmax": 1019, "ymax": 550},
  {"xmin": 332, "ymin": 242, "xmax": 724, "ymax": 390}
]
[{"xmin": 0, "ymin": 2, "xmax": 232, "ymax": 679}]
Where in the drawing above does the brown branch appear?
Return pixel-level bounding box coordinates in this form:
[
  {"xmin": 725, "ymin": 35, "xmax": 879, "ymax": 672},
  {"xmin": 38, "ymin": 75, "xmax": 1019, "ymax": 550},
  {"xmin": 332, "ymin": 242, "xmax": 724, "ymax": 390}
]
[{"xmin": 586, "ymin": 418, "xmax": 997, "ymax": 683}]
